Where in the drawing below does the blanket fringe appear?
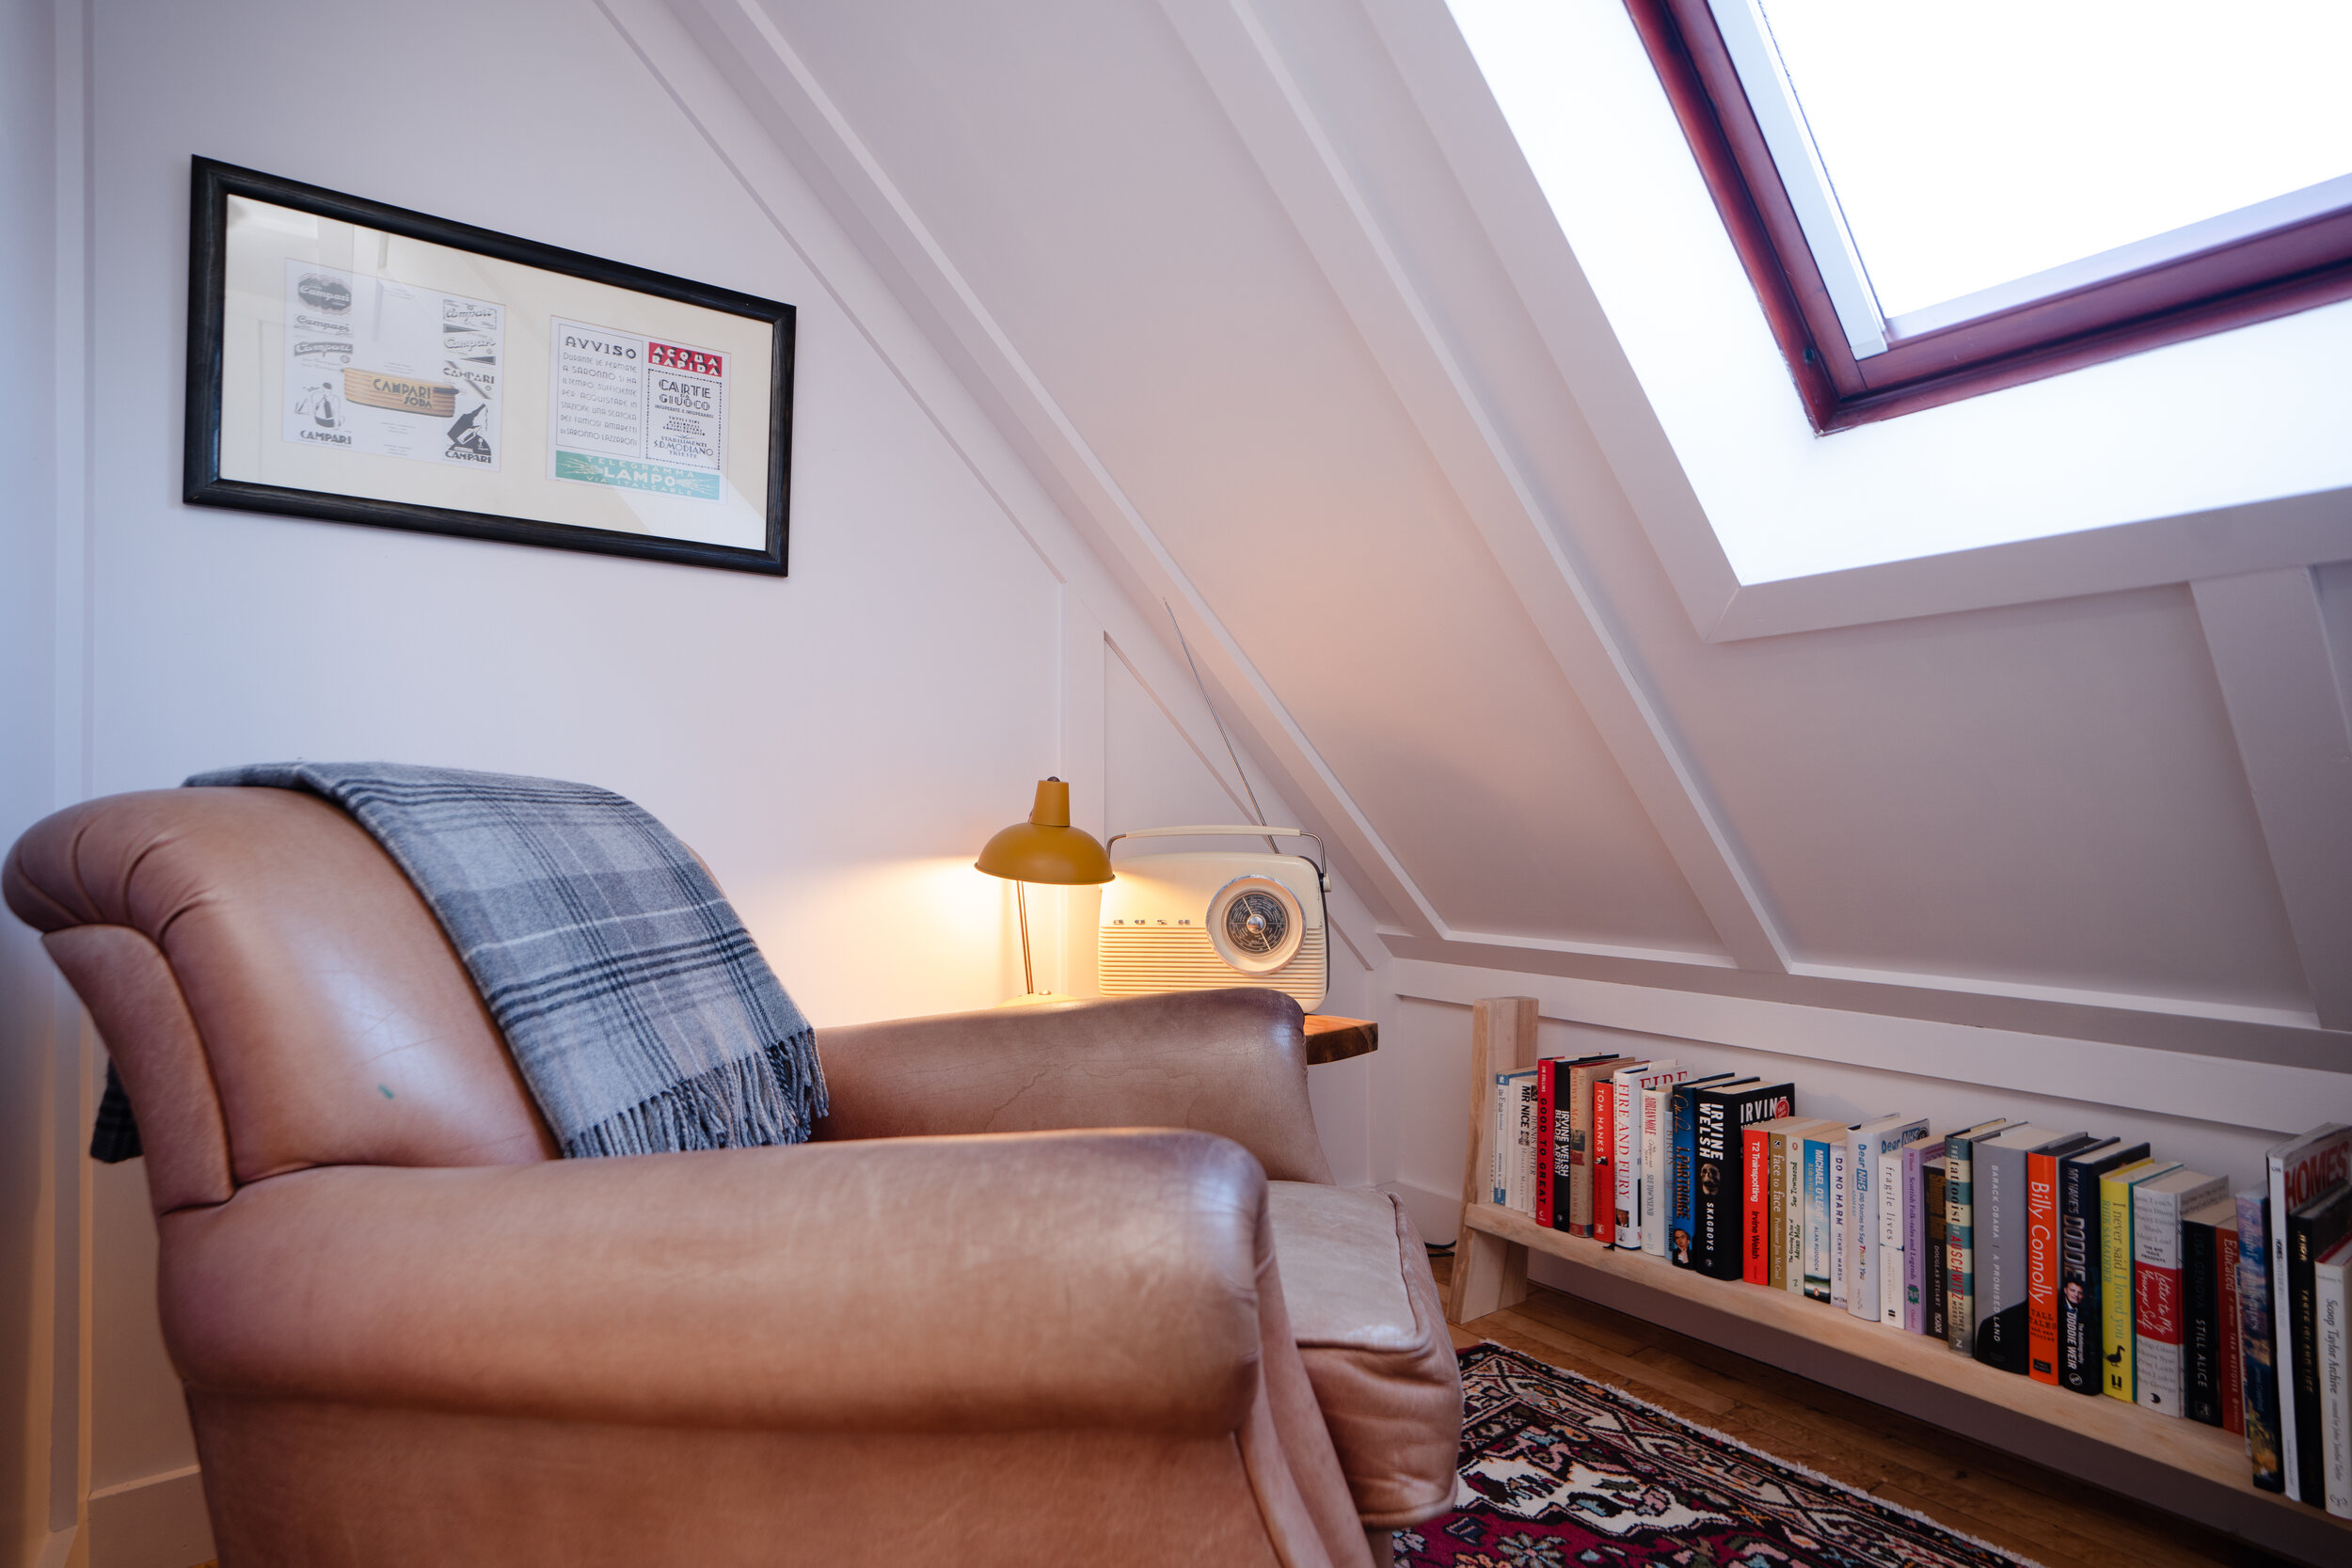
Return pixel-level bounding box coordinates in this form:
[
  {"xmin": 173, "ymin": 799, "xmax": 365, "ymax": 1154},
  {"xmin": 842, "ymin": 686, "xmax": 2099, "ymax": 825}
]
[{"xmin": 564, "ymin": 1026, "xmax": 829, "ymax": 1158}]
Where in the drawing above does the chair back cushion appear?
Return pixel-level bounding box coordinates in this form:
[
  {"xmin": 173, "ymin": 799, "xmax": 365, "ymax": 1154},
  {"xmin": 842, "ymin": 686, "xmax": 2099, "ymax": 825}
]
[{"xmin": 5, "ymin": 788, "xmax": 555, "ymax": 1195}]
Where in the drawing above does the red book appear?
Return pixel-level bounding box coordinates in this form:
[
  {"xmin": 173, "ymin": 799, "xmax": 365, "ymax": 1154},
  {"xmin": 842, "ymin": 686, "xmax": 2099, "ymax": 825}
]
[
  {"xmin": 2026, "ymin": 1148, "xmax": 2062, "ymax": 1385},
  {"xmin": 1591, "ymin": 1076, "xmax": 1615, "ymax": 1246},
  {"xmin": 2217, "ymin": 1221, "xmax": 2245, "ymax": 1436},
  {"xmin": 1534, "ymin": 1061, "xmax": 1557, "ymax": 1230},
  {"xmin": 1741, "ymin": 1124, "xmax": 1774, "ymax": 1284}
]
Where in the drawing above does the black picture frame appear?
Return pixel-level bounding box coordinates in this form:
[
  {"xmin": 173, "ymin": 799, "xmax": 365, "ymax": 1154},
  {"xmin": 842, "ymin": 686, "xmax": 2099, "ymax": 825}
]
[{"xmin": 185, "ymin": 157, "xmax": 794, "ymax": 575}]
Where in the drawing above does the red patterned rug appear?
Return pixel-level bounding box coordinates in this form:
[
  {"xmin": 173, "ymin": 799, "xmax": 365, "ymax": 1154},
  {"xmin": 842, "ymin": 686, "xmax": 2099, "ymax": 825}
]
[{"xmin": 1400, "ymin": 1345, "xmax": 2038, "ymax": 1568}]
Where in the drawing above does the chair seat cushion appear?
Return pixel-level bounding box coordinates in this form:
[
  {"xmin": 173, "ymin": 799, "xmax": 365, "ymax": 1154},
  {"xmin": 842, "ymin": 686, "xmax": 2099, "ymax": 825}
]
[{"xmin": 1266, "ymin": 1182, "xmax": 1462, "ymax": 1528}]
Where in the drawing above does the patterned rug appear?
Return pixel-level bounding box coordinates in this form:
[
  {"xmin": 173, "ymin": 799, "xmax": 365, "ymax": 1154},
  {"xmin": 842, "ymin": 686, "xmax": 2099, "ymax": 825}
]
[{"xmin": 1400, "ymin": 1345, "xmax": 2038, "ymax": 1568}]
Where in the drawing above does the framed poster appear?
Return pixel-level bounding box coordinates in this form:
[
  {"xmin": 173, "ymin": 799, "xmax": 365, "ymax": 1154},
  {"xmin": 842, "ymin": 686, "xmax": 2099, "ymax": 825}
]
[{"xmin": 185, "ymin": 157, "xmax": 793, "ymax": 574}]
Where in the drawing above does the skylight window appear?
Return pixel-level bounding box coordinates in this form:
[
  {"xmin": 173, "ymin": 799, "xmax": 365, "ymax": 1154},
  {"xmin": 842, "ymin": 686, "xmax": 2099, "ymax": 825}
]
[{"xmin": 1567, "ymin": 1, "xmax": 2352, "ymax": 429}]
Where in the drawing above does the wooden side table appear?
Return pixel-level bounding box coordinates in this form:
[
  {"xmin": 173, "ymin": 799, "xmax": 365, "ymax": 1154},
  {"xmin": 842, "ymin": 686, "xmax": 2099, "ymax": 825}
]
[{"xmin": 1302, "ymin": 1013, "xmax": 1377, "ymax": 1065}]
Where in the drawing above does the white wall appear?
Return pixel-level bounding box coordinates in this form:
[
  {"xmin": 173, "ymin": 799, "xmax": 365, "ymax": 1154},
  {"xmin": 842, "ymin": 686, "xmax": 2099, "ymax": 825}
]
[
  {"xmin": 1, "ymin": 0, "xmax": 72, "ymax": 1562},
  {"xmin": 4, "ymin": 3, "xmax": 1381, "ymax": 1565}
]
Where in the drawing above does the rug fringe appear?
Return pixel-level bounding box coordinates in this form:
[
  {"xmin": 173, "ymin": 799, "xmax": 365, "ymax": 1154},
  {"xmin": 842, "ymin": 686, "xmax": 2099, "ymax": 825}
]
[{"xmin": 1461, "ymin": 1341, "xmax": 2050, "ymax": 1568}]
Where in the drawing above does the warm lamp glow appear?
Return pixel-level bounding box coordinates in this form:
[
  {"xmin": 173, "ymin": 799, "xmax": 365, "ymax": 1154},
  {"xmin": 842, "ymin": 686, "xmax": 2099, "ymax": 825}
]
[{"xmin": 975, "ymin": 778, "xmax": 1111, "ymax": 998}]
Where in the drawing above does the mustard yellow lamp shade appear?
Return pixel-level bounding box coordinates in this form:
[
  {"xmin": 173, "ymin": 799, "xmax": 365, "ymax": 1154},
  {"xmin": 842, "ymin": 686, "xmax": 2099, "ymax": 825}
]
[{"xmin": 974, "ymin": 778, "xmax": 1113, "ymax": 886}]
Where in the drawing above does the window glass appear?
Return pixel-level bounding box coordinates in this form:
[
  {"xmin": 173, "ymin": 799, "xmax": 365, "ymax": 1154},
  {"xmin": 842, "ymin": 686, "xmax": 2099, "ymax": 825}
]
[{"xmin": 1755, "ymin": 0, "xmax": 2352, "ymax": 321}]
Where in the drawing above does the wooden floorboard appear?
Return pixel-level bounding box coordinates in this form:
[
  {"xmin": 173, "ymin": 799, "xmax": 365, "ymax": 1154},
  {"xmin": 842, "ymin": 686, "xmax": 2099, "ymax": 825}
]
[{"xmin": 1433, "ymin": 1255, "xmax": 2297, "ymax": 1568}]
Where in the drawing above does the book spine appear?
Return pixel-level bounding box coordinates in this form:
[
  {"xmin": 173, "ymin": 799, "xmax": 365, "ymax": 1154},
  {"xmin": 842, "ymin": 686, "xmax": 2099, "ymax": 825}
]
[
  {"xmin": 1591, "ymin": 1076, "xmax": 1615, "ymax": 1246},
  {"xmin": 2218, "ymin": 1224, "xmax": 2244, "ymax": 1438},
  {"xmin": 2102, "ymin": 1172, "xmax": 2137, "ymax": 1402},
  {"xmin": 1549, "ymin": 1065, "xmax": 1576, "ymax": 1231},
  {"xmin": 1669, "ymin": 1086, "xmax": 1698, "ymax": 1268},
  {"xmin": 1830, "ymin": 1142, "xmax": 1850, "ymax": 1309},
  {"xmin": 1976, "ymin": 1145, "xmax": 2025, "ymax": 1372},
  {"xmin": 1743, "ymin": 1127, "xmax": 1772, "ymax": 1285},
  {"xmin": 2239, "ymin": 1190, "xmax": 2282, "ymax": 1490},
  {"xmin": 1849, "ymin": 1135, "xmax": 1874, "ymax": 1322},
  {"xmin": 2058, "ymin": 1158, "xmax": 2100, "ymax": 1393},
  {"xmin": 1491, "ymin": 1073, "xmax": 1508, "ymax": 1206},
  {"xmin": 1902, "ymin": 1148, "xmax": 1926, "ymax": 1333},
  {"xmin": 1613, "ymin": 1078, "xmax": 1637, "ymax": 1248},
  {"xmin": 2290, "ymin": 1202, "xmax": 2331, "ymax": 1503},
  {"xmin": 1926, "ymin": 1163, "xmax": 1948, "ymax": 1340},
  {"xmin": 1566, "ymin": 1065, "xmax": 1601, "ymax": 1236},
  {"xmin": 2319, "ymin": 1252, "xmax": 2350, "ymax": 1517},
  {"xmin": 1692, "ymin": 1098, "xmax": 1728, "ymax": 1275},
  {"xmin": 1769, "ymin": 1131, "xmax": 1789, "ymax": 1291},
  {"xmin": 1641, "ymin": 1087, "xmax": 1668, "ymax": 1259},
  {"xmin": 2184, "ymin": 1215, "xmax": 2220, "ymax": 1425},
  {"xmin": 2269, "ymin": 1149, "xmax": 2297, "ymax": 1499},
  {"xmin": 1787, "ymin": 1133, "xmax": 1808, "ymax": 1295},
  {"xmin": 2027, "ymin": 1151, "xmax": 2060, "ymax": 1384},
  {"xmin": 1804, "ymin": 1140, "xmax": 1831, "ymax": 1302},
  {"xmin": 1881, "ymin": 1150, "xmax": 1905, "ymax": 1325},
  {"xmin": 1513, "ymin": 1078, "xmax": 1535, "ymax": 1214},
  {"xmin": 1535, "ymin": 1061, "xmax": 1556, "ymax": 1227},
  {"xmin": 2135, "ymin": 1183, "xmax": 2185, "ymax": 1416},
  {"xmin": 1947, "ymin": 1133, "xmax": 1981, "ymax": 1355}
]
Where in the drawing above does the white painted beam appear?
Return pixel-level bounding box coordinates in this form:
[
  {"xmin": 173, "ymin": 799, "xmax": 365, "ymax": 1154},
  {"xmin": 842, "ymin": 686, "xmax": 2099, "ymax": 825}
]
[
  {"xmin": 2193, "ymin": 568, "xmax": 2352, "ymax": 1030},
  {"xmin": 1393, "ymin": 958, "xmax": 2348, "ymax": 1134},
  {"xmin": 1153, "ymin": 0, "xmax": 1789, "ymax": 972}
]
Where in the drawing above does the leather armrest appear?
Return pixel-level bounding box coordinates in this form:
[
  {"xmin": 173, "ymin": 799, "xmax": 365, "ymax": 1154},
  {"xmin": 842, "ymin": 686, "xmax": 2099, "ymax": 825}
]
[
  {"xmin": 162, "ymin": 1129, "xmax": 1265, "ymax": 1435},
  {"xmin": 813, "ymin": 989, "xmax": 1334, "ymax": 1183}
]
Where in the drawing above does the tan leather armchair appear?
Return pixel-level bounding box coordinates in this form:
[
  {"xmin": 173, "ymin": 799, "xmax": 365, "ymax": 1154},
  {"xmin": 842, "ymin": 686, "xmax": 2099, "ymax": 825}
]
[{"xmin": 6, "ymin": 786, "xmax": 1459, "ymax": 1567}]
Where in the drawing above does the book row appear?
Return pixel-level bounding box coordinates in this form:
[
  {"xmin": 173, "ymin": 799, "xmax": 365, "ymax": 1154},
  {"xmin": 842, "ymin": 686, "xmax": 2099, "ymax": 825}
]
[{"xmin": 1490, "ymin": 1058, "xmax": 2352, "ymax": 1516}]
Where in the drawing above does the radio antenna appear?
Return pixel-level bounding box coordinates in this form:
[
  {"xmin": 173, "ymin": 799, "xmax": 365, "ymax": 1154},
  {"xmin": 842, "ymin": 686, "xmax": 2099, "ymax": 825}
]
[{"xmin": 1164, "ymin": 599, "xmax": 1272, "ymax": 841}]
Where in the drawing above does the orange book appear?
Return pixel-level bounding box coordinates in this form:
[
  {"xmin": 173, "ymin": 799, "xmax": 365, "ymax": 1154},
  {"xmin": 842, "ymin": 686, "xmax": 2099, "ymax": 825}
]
[
  {"xmin": 2026, "ymin": 1146, "xmax": 2065, "ymax": 1385},
  {"xmin": 1741, "ymin": 1121, "xmax": 1780, "ymax": 1284}
]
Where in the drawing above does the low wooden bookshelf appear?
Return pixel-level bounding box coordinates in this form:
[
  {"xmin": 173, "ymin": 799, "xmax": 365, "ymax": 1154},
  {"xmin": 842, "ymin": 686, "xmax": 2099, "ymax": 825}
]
[{"xmin": 1445, "ymin": 996, "xmax": 2352, "ymax": 1568}]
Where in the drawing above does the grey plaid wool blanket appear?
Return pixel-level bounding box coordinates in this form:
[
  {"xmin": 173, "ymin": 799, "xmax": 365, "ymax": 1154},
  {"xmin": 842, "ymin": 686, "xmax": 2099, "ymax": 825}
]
[{"xmin": 94, "ymin": 763, "xmax": 825, "ymax": 1163}]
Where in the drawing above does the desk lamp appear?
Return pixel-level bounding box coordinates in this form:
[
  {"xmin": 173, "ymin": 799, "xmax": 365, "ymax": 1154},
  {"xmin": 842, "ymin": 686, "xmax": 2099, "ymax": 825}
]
[{"xmin": 975, "ymin": 777, "xmax": 1113, "ymax": 998}]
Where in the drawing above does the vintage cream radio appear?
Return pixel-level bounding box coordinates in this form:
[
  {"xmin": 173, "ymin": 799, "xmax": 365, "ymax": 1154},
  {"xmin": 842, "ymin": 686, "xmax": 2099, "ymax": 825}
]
[{"xmin": 1098, "ymin": 827, "xmax": 1328, "ymax": 1012}]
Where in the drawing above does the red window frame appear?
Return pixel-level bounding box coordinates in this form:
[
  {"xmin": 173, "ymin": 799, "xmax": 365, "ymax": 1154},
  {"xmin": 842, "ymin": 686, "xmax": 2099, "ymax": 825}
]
[{"xmin": 1625, "ymin": 0, "xmax": 2352, "ymax": 432}]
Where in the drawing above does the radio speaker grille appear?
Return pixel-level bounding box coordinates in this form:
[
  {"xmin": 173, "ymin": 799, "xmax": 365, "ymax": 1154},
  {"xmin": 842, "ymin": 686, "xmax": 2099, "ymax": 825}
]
[{"xmin": 1098, "ymin": 925, "xmax": 1327, "ymax": 1011}]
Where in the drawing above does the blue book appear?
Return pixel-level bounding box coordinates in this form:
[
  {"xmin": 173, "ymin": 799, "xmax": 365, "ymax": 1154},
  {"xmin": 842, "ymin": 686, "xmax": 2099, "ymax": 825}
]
[
  {"xmin": 2237, "ymin": 1188, "xmax": 2282, "ymax": 1491},
  {"xmin": 1804, "ymin": 1133, "xmax": 1835, "ymax": 1302},
  {"xmin": 1668, "ymin": 1072, "xmax": 1736, "ymax": 1270}
]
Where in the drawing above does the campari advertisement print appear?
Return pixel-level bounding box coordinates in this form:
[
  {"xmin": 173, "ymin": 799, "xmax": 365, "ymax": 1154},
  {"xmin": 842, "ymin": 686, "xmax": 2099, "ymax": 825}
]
[
  {"xmin": 549, "ymin": 321, "xmax": 725, "ymax": 501},
  {"xmin": 191, "ymin": 158, "xmax": 794, "ymax": 575}
]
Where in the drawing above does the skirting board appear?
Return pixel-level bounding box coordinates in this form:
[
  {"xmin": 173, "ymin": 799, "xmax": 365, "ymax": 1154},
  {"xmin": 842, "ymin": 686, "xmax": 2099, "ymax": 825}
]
[
  {"xmin": 1471, "ymin": 1220, "xmax": 2351, "ymax": 1568},
  {"xmin": 88, "ymin": 1466, "xmax": 212, "ymax": 1568}
]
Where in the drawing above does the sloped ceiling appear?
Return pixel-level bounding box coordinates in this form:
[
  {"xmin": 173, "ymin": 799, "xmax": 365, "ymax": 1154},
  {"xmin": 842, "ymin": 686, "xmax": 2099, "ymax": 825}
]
[{"xmin": 666, "ymin": 0, "xmax": 2351, "ymax": 1060}]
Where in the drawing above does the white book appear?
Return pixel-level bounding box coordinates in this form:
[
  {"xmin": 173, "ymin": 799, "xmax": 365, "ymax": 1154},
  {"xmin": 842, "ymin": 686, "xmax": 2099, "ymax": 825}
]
[
  {"xmin": 1610, "ymin": 1063, "xmax": 1654, "ymax": 1247},
  {"xmin": 1640, "ymin": 1083, "xmax": 1672, "ymax": 1258},
  {"xmin": 1491, "ymin": 1072, "xmax": 1509, "ymax": 1205},
  {"xmin": 1501, "ymin": 1069, "xmax": 1539, "ymax": 1214},
  {"xmin": 2268, "ymin": 1124, "xmax": 2350, "ymax": 1501},
  {"xmin": 1880, "ymin": 1150, "xmax": 1906, "ymax": 1325},
  {"xmin": 1613, "ymin": 1061, "xmax": 1684, "ymax": 1250},
  {"xmin": 2320, "ymin": 1235, "xmax": 2352, "ymax": 1519},
  {"xmin": 1518, "ymin": 1073, "xmax": 1540, "ymax": 1216},
  {"xmin": 1830, "ymin": 1139, "xmax": 1850, "ymax": 1309},
  {"xmin": 1850, "ymin": 1116, "xmax": 1930, "ymax": 1324}
]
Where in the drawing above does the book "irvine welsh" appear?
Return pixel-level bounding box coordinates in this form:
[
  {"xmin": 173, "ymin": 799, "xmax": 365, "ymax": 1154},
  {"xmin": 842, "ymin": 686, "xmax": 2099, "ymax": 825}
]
[
  {"xmin": 1668, "ymin": 1072, "xmax": 1738, "ymax": 1267},
  {"xmin": 1692, "ymin": 1081, "xmax": 1793, "ymax": 1280},
  {"xmin": 2058, "ymin": 1140, "xmax": 2149, "ymax": 1395}
]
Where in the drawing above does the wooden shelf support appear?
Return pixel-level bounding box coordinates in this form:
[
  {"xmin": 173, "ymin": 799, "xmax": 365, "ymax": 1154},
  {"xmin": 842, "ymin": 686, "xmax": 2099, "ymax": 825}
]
[{"xmin": 1445, "ymin": 996, "xmax": 1536, "ymax": 1323}]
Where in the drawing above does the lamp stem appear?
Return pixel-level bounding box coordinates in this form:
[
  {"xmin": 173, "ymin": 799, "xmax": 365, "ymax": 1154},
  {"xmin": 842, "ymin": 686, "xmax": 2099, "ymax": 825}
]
[{"xmin": 1015, "ymin": 880, "xmax": 1035, "ymax": 995}]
